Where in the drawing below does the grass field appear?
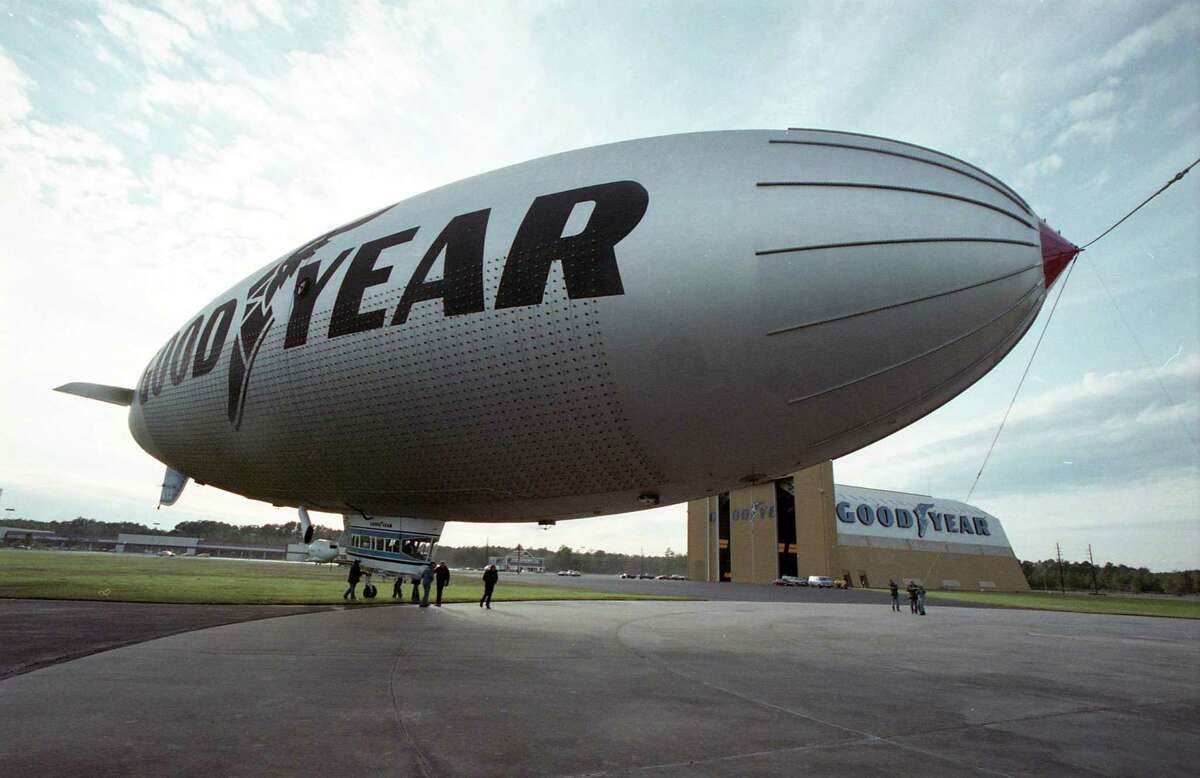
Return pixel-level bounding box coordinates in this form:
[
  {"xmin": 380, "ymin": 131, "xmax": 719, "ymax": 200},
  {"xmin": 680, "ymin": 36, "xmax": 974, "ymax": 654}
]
[
  {"xmin": 927, "ymin": 589, "xmax": 1200, "ymax": 619},
  {"xmin": 0, "ymin": 550, "xmax": 684, "ymax": 605}
]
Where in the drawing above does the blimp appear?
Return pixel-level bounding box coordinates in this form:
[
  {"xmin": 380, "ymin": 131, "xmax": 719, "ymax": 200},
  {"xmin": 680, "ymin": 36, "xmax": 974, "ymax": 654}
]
[{"xmin": 57, "ymin": 128, "xmax": 1079, "ymax": 578}]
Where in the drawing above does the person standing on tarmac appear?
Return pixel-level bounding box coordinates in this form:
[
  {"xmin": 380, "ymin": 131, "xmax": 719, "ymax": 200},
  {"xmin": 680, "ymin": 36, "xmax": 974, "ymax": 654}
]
[
  {"xmin": 410, "ymin": 575, "xmax": 420, "ymax": 603},
  {"xmin": 889, "ymin": 580, "xmax": 900, "ymax": 612},
  {"xmin": 420, "ymin": 564, "xmax": 435, "ymax": 607},
  {"xmin": 907, "ymin": 581, "xmax": 919, "ymax": 614},
  {"xmin": 343, "ymin": 559, "xmax": 362, "ymax": 600},
  {"xmin": 434, "ymin": 561, "xmax": 450, "ymax": 606},
  {"xmin": 480, "ymin": 564, "xmax": 499, "ymax": 609},
  {"xmin": 916, "ymin": 585, "xmax": 927, "ymax": 616}
]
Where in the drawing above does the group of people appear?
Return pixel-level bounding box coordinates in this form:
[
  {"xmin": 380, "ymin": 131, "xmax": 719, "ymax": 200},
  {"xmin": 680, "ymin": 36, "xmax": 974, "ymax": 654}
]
[
  {"xmin": 343, "ymin": 559, "xmax": 499, "ymax": 608},
  {"xmin": 888, "ymin": 579, "xmax": 926, "ymax": 615}
]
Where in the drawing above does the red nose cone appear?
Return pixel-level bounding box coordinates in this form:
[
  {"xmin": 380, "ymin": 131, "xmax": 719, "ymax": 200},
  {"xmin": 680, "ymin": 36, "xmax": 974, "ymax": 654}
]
[{"xmin": 1038, "ymin": 221, "xmax": 1080, "ymax": 289}]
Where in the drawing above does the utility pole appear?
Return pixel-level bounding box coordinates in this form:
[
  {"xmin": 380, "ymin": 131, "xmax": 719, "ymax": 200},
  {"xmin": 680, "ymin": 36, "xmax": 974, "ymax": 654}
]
[
  {"xmin": 1088, "ymin": 544, "xmax": 1098, "ymax": 594},
  {"xmin": 1056, "ymin": 543, "xmax": 1066, "ymax": 594}
]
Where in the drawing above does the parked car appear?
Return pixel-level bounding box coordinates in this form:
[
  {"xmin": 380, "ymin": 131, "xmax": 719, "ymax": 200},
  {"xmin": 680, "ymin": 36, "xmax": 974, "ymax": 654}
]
[
  {"xmin": 637, "ymin": 573, "xmax": 654, "ymax": 579},
  {"xmin": 808, "ymin": 576, "xmax": 835, "ymax": 588},
  {"xmin": 556, "ymin": 569, "xmax": 581, "ymax": 577},
  {"xmin": 773, "ymin": 575, "xmax": 808, "ymax": 587},
  {"xmin": 618, "ymin": 572, "xmax": 635, "ymax": 579}
]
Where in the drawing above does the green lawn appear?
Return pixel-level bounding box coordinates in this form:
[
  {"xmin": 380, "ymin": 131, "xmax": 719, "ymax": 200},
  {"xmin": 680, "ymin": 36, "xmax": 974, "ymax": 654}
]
[
  {"xmin": 0, "ymin": 550, "xmax": 682, "ymax": 605},
  {"xmin": 925, "ymin": 589, "xmax": 1200, "ymax": 619}
]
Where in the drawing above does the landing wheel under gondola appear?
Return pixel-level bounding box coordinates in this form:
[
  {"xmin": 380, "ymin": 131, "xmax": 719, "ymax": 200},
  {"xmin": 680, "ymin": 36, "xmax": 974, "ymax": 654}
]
[{"xmin": 363, "ymin": 584, "xmax": 377, "ymax": 599}]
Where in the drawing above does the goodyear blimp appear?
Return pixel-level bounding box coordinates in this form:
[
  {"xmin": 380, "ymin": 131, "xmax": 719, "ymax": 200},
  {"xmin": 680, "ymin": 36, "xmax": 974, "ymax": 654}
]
[{"xmin": 57, "ymin": 129, "xmax": 1079, "ymax": 578}]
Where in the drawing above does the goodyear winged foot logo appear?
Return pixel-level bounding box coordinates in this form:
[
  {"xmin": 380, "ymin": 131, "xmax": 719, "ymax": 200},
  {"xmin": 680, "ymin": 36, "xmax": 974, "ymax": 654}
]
[
  {"xmin": 226, "ymin": 204, "xmax": 394, "ymax": 428},
  {"xmin": 221, "ymin": 180, "xmax": 648, "ymax": 429}
]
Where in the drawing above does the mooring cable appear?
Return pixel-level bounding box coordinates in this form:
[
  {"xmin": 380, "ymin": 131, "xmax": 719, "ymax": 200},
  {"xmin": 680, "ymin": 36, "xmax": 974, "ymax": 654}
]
[{"xmin": 964, "ymin": 154, "xmax": 1197, "ymax": 504}]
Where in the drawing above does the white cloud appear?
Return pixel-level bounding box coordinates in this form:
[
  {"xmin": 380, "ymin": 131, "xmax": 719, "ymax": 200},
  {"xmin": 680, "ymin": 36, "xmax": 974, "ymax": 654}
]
[
  {"xmin": 1013, "ymin": 152, "xmax": 1064, "ymax": 190},
  {"xmin": 984, "ymin": 466, "xmax": 1200, "ymax": 569},
  {"xmin": 1054, "ymin": 115, "xmax": 1120, "ymax": 147},
  {"xmin": 98, "ymin": 2, "xmax": 195, "ymax": 67},
  {"xmin": 115, "ymin": 119, "xmax": 151, "ymax": 143},
  {"xmin": 1096, "ymin": 2, "xmax": 1200, "ymax": 71},
  {"xmin": 837, "ymin": 353, "xmax": 1200, "ymax": 498},
  {"xmin": 0, "ymin": 49, "xmax": 32, "ymax": 125},
  {"xmin": 1065, "ymin": 87, "xmax": 1117, "ymax": 120}
]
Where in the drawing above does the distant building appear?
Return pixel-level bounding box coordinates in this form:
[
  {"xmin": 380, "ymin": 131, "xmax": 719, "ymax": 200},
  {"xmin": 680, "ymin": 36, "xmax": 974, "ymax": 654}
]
[
  {"xmin": 112, "ymin": 534, "xmax": 288, "ymax": 560},
  {"xmin": 489, "ymin": 554, "xmax": 545, "ymax": 573},
  {"xmin": 688, "ymin": 461, "xmax": 1029, "ymax": 591},
  {"xmin": 115, "ymin": 533, "xmax": 199, "ymax": 555},
  {"xmin": 0, "ymin": 527, "xmax": 55, "ymax": 546}
]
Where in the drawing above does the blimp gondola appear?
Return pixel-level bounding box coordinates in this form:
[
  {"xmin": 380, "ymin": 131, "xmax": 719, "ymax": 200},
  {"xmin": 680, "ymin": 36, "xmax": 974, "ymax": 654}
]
[{"xmin": 57, "ymin": 128, "xmax": 1079, "ymax": 578}]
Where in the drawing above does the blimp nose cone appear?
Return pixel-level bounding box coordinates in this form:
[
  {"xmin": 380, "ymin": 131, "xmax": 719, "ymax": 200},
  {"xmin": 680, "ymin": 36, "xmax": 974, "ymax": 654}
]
[{"xmin": 1038, "ymin": 220, "xmax": 1080, "ymax": 289}]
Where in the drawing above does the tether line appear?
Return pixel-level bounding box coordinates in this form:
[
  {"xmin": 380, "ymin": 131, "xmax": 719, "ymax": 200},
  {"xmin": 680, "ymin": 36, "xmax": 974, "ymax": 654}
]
[
  {"xmin": 1079, "ymin": 155, "xmax": 1199, "ymax": 250},
  {"xmin": 965, "ymin": 258, "xmax": 1078, "ymax": 504},
  {"xmin": 963, "ymin": 152, "xmax": 1198, "ymax": 503}
]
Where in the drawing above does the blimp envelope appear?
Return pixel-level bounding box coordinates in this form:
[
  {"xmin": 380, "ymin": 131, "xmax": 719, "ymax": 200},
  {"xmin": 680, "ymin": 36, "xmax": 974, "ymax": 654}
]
[{"xmin": 112, "ymin": 128, "xmax": 1072, "ymax": 525}]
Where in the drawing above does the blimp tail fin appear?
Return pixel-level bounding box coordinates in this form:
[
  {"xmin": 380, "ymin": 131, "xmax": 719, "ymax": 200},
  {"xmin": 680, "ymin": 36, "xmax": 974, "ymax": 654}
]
[
  {"xmin": 54, "ymin": 382, "xmax": 135, "ymax": 407},
  {"xmin": 159, "ymin": 467, "xmax": 189, "ymax": 507}
]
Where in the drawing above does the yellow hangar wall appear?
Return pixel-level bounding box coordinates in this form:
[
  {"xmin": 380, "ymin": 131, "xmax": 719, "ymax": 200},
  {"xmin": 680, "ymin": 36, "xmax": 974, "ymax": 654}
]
[{"xmin": 687, "ymin": 462, "xmax": 1029, "ymax": 592}]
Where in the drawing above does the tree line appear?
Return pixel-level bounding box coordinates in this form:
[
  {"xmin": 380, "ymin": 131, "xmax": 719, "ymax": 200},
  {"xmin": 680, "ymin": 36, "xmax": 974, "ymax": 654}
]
[
  {"xmin": 1021, "ymin": 558, "xmax": 1198, "ymax": 596},
  {"xmin": 2, "ymin": 517, "xmax": 684, "ymax": 573},
  {"xmin": 6, "ymin": 517, "xmax": 1196, "ymax": 591},
  {"xmin": 3, "ymin": 516, "xmax": 340, "ymax": 546},
  {"xmin": 430, "ymin": 544, "xmax": 689, "ymax": 576}
]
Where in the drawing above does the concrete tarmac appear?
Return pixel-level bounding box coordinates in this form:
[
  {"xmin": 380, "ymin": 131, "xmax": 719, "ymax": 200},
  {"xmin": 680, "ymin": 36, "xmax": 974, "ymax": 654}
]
[
  {"xmin": 0, "ymin": 600, "xmax": 1196, "ymax": 776},
  {"xmin": 0, "ymin": 599, "xmax": 333, "ymax": 679}
]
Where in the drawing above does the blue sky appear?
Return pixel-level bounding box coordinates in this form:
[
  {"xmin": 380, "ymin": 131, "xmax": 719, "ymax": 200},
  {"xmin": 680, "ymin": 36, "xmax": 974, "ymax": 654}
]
[{"xmin": 1, "ymin": 0, "xmax": 1196, "ymax": 568}]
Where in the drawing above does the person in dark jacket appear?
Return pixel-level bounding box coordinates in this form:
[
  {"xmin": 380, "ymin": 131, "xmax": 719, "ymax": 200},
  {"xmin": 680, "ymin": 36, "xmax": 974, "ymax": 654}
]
[
  {"xmin": 420, "ymin": 564, "xmax": 434, "ymax": 607},
  {"xmin": 410, "ymin": 575, "xmax": 420, "ymax": 603},
  {"xmin": 889, "ymin": 580, "xmax": 900, "ymax": 612},
  {"xmin": 480, "ymin": 564, "xmax": 498, "ymax": 609},
  {"xmin": 434, "ymin": 562, "xmax": 450, "ymax": 606},
  {"xmin": 916, "ymin": 585, "xmax": 927, "ymax": 616},
  {"xmin": 343, "ymin": 559, "xmax": 362, "ymax": 600},
  {"xmin": 907, "ymin": 582, "xmax": 919, "ymax": 614},
  {"xmin": 392, "ymin": 575, "xmax": 404, "ymax": 599}
]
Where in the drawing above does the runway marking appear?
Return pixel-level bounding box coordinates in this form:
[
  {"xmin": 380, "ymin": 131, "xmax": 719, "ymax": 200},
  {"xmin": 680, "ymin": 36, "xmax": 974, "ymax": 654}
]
[
  {"xmin": 912, "ymin": 695, "xmax": 1200, "ymax": 736},
  {"xmin": 388, "ymin": 644, "xmax": 436, "ymax": 777},
  {"xmin": 558, "ymin": 735, "xmax": 878, "ymax": 776},
  {"xmin": 610, "ymin": 610, "xmax": 1014, "ymax": 777},
  {"xmin": 1026, "ymin": 631, "xmax": 1196, "ymax": 646}
]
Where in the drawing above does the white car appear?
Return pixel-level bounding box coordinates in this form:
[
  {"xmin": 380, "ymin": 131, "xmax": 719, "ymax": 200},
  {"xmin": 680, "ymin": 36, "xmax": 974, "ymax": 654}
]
[{"xmin": 808, "ymin": 576, "xmax": 835, "ymax": 588}]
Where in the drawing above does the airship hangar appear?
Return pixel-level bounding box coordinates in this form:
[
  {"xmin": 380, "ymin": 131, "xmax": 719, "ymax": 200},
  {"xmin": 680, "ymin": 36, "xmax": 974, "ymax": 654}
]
[{"xmin": 687, "ymin": 461, "xmax": 1029, "ymax": 591}]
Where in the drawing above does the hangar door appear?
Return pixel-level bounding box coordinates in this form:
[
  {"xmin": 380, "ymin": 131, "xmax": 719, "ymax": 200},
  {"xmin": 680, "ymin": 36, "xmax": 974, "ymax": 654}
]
[{"xmin": 775, "ymin": 477, "xmax": 798, "ymax": 577}]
